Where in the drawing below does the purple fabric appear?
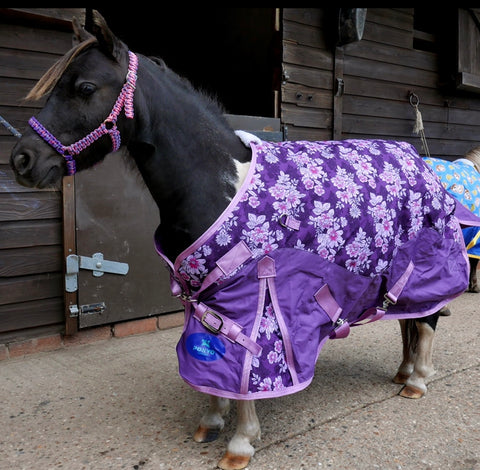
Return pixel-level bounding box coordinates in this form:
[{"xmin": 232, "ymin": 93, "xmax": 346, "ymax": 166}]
[{"xmin": 155, "ymin": 139, "xmax": 472, "ymax": 400}]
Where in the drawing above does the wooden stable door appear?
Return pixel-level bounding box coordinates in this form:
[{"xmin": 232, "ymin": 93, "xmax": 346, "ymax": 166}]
[{"xmin": 63, "ymin": 152, "xmax": 181, "ymax": 332}]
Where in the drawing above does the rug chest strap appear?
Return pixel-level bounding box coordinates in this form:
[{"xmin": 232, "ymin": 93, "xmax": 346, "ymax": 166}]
[{"xmin": 193, "ymin": 302, "xmax": 262, "ymax": 357}]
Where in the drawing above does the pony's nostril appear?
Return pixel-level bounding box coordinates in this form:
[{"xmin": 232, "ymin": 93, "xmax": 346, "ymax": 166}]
[{"xmin": 13, "ymin": 152, "xmax": 31, "ymax": 175}]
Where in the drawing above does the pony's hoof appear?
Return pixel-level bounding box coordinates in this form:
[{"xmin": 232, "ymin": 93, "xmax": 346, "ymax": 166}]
[
  {"xmin": 392, "ymin": 372, "xmax": 410, "ymax": 384},
  {"xmin": 399, "ymin": 384, "xmax": 425, "ymax": 399},
  {"xmin": 193, "ymin": 425, "xmax": 221, "ymax": 443},
  {"xmin": 438, "ymin": 306, "xmax": 452, "ymax": 316},
  {"xmin": 217, "ymin": 451, "xmax": 251, "ymax": 470}
]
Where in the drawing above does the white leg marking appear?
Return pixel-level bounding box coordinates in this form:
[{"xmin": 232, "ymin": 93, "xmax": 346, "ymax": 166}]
[
  {"xmin": 226, "ymin": 400, "xmax": 261, "ymax": 457},
  {"xmin": 194, "ymin": 395, "xmax": 230, "ymax": 442},
  {"xmin": 405, "ymin": 320, "xmax": 436, "ymax": 394},
  {"xmin": 201, "ymin": 395, "xmax": 230, "ymax": 428}
]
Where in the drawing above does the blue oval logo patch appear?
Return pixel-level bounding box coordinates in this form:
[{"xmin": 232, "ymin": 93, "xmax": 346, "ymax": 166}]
[{"xmin": 186, "ymin": 333, "xmax": 226, "ymax": 362}]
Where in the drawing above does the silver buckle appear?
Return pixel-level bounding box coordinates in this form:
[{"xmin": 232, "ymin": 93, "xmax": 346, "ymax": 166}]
[{"xmin": 201, "ymin": 310, "xmax": 223, "ymax": 334}]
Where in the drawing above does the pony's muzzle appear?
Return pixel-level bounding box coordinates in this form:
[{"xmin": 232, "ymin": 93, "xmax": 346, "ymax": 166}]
[
  {"xmin": 11, "ymin": 149, "xmax": 33, "ymax": 177},
  {"xmin": 10, "ymin": 141, "xmax": 64, "ymax": 189}
]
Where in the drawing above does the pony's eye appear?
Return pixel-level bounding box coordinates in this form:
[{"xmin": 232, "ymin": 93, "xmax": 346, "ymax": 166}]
[{"xmin": 78, "ymin": 82, "xmax": 97, "ymax": 97}]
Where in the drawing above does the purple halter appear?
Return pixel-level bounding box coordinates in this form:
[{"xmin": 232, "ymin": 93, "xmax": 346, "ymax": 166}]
[{"xmin": 28, "ymin": 51, "xmax": 138, "ymax": 175}]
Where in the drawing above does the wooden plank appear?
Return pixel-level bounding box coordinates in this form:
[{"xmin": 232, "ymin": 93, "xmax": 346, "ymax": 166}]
[
  {"xmin": 0, "ymin": 297, "xmax": 63, "ymax": 334},
  {"xmin": 367, "ymin": 8, "xmax": 413, "ymax": 31},
  {"xmin": 0, "ymin": 139, "xmax": 18, "ymax": 165},
  {"xmin": 282, "ymin": 105, "xmax": 332, "ymax": 129},
  {"xmin": 344, "ymin": 56, "xmax": 438, "ymax": 88},
  {"xmin": 4, "ymin": 8, "xmax": 83, "ymax": 24},
  {"xmin": 342, "ymin": 113, "xmax": 480, "ymax": 142},
  {"xmin": 345, "ymin": 40, "xmax": 438, "ymax": 72},
  {"xmin": 346, "ymin": 74, "xmax": 480, "ymax": 112},
  {"xmin": 1, "ymin": 77, "xmax": 41, "ymax": 107},
  {"xmin": 0, "ymin": 245, "xmax": 62, "ymax": 277},
  {"xmin": 0, "ymin": 106, "xmax": 39, "ymax": 140},
  {"xmin": 346, "ymin": 75, "xmax": 433, "ymax": 104},
  {"xmin": 62, "ymin": 175, "xmax": 77, "ymax": 336},
  {"xmin": 284, "ymin": 126, "xmax": 331, "ymax": 142},
  {"xmin": 282, "ymin": 63, "xmax": 332, "ymax": 89},
  {"xmin": 0, "ymin": 48, "xmax": 61, "ymax": 83},
  {"xmin": 341, "ymin": 95, "xmax": 480, "ymax": 127},
  {"xmin": 225, "ymin": 114, "xmax": 280, "ymax": 132},
  {"xmin": 283, "ymin": 18, "xmax": 326, "ymax": 49},
  {"xmin": 0, "ymin": 219, "xmax": 61, "ymax": 249},
  {"xmin": 343, "ymin": 95, "xmax": 412, "ymax": 120},
  {"xmin": 342, "ymin": 114, "xmax": 416, "ymax": 138},
  {"xmin": 363, "ymin": 17, "xmax": 412, "ymax": 49},
  {"xmin": 0, "ymin": 273, "xmax": 63, "ymax": 306},
  {"xmin": 283, "ymin": 8, "xmax": 324, "ymax": 28},
  {"xmin": 283, "ymin": 42, "xmax": 333, "ymax": 70},
  {"xmin": 0, "ymin": 191, "xmax": 62, "ymax": 221},
  {"xmin": 0, "ymin": 21, "xmax": 73, "ymax": 54},
  {"xmin": 282, "ymin": 83, "xmax": 332, "ymax": 109}
]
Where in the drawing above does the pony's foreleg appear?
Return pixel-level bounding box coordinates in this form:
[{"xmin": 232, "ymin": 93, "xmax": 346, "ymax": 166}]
[
  {"xmin": 218, "ymin": 400, "xmax": 261, "ymax": 470},
  {"xmin": 395, "ymin": 314, "xmax": 438, "ymax": 399},
  {"xmin": 193, "ymin": 395, "xmax": 230, "ymax": 443}
]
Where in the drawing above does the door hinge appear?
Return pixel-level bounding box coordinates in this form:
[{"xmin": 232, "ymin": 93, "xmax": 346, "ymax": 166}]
[{"xmin": 65, "ymin": 252, "xmax": 129, "ymax": 292}]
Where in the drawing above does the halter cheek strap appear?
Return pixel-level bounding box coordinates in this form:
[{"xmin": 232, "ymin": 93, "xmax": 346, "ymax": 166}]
[{"xmin": 28, "ymin": 51, "xmax": 138, "ymax": 176}]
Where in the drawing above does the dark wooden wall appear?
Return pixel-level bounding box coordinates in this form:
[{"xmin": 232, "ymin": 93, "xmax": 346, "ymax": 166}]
[
  {"xmin": 281, "ymin": 9, "xmax": 334, "ymax": 142},
  {"xmin": 282, "ymin": 7, "xmax": 480, "ymax": 160},
  {"xmin": 0, "ymin": 9, "xmax": 81, "ymax": 342}
]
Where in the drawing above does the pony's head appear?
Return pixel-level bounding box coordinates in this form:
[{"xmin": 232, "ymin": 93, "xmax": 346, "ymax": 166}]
[{"xmin": 10, "ymin": 11, "xmax": 134, "ymax": 188}]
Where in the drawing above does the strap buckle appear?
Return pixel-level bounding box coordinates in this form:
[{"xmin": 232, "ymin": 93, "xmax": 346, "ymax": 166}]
[
  {"xmin": 201, "ymin": 309, "xmax": 223, "ymax": 334},
  {"xmin": 382, "ymin": 293, "xmax": 397, "ymax": 311}
]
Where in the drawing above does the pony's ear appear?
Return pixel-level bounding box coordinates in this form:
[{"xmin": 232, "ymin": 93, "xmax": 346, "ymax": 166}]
[
  {"xmin": 90, "ymin": 10, "xmax": 126, "ymax": 61},
  {"xmin": 72, "ymin": 16, "xmax": 94, "ymax": 46}
]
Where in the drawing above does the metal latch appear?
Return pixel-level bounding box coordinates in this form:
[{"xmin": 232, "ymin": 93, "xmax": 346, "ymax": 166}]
[
  {"xmin": 65, "ymin": 252, "xmax": 129, "ymax": 292},
  {"xmin": 69, "ymin": 302, "xmax": 106, "ymax": 318}
]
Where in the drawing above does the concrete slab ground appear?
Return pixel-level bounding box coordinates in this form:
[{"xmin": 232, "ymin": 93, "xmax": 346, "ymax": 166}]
[{"xmin": 1, "ymin": 292, "xmax": 479, "ymax": 470}]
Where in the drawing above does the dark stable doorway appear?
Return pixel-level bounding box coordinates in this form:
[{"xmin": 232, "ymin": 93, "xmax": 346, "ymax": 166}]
[{"xmin": 94, "ymin": 7, "xmax": 280, "ymax": 118}]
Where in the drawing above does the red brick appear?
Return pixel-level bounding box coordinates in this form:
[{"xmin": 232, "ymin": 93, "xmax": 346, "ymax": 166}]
[
  {"xmin": 36, "ymin": 334, "xmax": 63, "ymax": 352},
  {"xmin": 157, "ymin": 312, "xmax": 184, "ymax": 330},
  {"xmin": 113, "ymin": 317, "xmax": 157, "ymax": 338},
  {"xmin": 0, "ymin": 343, "xmax": 8, "ymax": 361},
  {"xmin": 64, "ymin": 326, "xmax": 112, "ymax": 346},
  {"xmin": 8, "ymin": 340, "xmax": 33, "ymax": 358},
  {"xmin": 8, "ymin": 334, "xmax": 62, "ymax": 358}
]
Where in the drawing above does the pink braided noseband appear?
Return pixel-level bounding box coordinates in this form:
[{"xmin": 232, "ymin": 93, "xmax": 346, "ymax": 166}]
[{"xmin": 28, "ymin": 51, "xmax": 138, "ymax": 175}]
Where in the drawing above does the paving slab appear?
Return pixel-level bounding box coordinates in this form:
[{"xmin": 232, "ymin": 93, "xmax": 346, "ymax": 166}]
[{"xmin": 1, "ymin": 292, "xmax": 479, "ymax": 470}]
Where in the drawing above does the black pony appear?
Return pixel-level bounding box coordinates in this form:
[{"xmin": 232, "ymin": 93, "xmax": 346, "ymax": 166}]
[{"xmin": 9, "ymin": 11, "xmax": 474, "ymax": 470}]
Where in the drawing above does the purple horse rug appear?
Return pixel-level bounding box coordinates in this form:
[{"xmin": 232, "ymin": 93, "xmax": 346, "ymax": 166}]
[{"xmin": 155, "ymin": 138, "xmax": 475, "ymax": 400}]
